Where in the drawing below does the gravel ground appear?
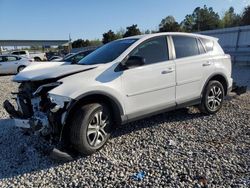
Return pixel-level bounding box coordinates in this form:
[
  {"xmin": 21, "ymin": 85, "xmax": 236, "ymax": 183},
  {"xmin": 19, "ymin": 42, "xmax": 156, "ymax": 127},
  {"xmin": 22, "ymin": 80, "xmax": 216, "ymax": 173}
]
[{"xmin": 0, "ymin": 65, "xmax": 249, "ymax": 187}]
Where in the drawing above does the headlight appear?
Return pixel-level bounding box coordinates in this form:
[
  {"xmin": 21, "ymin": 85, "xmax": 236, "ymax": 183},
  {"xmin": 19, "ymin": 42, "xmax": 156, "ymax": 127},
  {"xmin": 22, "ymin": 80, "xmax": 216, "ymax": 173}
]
[
  {"xmin": 48, "ymin": 94, "xmax": 72, "ymax": 112},
  {"xmin": 33, "ymin": 82, "xmax": 62, "ymax": 96}
]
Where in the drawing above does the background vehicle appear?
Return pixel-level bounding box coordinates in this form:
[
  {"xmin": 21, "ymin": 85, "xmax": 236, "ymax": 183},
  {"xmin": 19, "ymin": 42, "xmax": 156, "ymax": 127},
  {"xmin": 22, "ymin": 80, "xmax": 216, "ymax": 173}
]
[
  {"xmin": 4, "ymin": 33, "xmax": 233, "ymax": 155},
  {"xmin": 11, "ymin": 50, "xmax": 47, "ymax": 61},
  {"xmin": 64, "ymin": 50, "xmax": 95, "ymax": 64},
  {"xmin": 0, "ymin": 55, "xmax": 32, "ymax": 74},
  {"xmin": 52, "ymin": 50, "xmax": 95, "ymax": 64}
]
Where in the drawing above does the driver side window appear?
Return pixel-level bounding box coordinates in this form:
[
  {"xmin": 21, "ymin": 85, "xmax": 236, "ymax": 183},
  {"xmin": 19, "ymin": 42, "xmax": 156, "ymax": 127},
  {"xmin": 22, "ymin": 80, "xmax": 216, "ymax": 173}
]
[{"xmin": 131, "ymin": 36, "xmax": 169, "ymax": 65}]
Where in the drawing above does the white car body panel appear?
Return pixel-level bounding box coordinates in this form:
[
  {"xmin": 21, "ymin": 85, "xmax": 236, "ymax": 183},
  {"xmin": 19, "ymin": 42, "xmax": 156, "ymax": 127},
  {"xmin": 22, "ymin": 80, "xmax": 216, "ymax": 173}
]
[{"xmin": 121, "ymin": 60, "xmax": 176, "ymax": 117}]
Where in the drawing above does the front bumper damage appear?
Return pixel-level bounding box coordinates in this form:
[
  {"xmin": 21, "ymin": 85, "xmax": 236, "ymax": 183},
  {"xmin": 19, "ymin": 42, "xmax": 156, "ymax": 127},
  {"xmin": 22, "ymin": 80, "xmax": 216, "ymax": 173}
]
[{"xmin": 3, "ymin": 85, "xmax": 72, "ymax": 137}]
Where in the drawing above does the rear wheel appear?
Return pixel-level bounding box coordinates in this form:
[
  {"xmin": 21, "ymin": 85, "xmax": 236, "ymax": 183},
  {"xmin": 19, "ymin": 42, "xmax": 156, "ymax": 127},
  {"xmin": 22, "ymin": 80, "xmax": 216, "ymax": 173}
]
[
  {"xmin": 199, "ymin": 80, "xmax": 225, "ymax": 114},
  {"xmin": 69, "ymin": 103, "xmax": 112, "ymax": 155}
]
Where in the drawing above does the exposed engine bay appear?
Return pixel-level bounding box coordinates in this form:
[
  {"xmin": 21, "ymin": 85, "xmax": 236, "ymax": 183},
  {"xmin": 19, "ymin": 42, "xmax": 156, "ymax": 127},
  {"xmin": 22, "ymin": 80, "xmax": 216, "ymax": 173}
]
[{"xmin": 3, "ymin": 81, "xmax": 71, "ymax": 138}]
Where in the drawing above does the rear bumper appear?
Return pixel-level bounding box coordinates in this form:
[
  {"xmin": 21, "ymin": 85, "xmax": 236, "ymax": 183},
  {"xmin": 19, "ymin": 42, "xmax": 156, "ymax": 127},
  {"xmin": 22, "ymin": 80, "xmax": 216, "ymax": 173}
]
[{"xmin": 227, "ymin": 78, "xmax": 233, "ymax": 95}]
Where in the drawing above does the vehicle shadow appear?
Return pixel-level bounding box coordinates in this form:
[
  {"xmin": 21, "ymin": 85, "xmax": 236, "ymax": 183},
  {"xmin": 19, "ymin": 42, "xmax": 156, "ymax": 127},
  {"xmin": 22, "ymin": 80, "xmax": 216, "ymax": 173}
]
[
  {"xmin": 0, "ymin": 107, "xmax": 205, "ymax": 180},
  {"xmin": 111, "ymin": 107, "xmax": 205, "ymax": 139}
]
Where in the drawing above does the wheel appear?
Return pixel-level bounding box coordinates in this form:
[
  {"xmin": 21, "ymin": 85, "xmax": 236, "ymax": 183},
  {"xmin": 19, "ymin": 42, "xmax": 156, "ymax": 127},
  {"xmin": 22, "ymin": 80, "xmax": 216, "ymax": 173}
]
[
  {"xmin": 199, "ymin": 80, "xmax": 225, "ymax": 114},
  {"xmin": 34, "ymin": 57, "xmax": 41, "ymax": 61},
  {"xmin": 17, "ymin": 66, "xmax": 26, "ymax": 73},
  {"xmin": 69, "ymin": 103, "xmax": 112, "ymax": 155}
]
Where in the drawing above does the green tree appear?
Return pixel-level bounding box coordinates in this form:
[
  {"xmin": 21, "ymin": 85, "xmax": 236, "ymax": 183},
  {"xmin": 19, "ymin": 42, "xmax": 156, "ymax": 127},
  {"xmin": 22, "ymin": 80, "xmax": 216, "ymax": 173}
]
[
  {"xmin": 159, "ymin": 16, "xmax": 181, "ymax": 32},
  {"xmin": 181, "ymin": 5, "xmax": 221, "ymax": 32},
  {"xmin": 115, "ymin": 28, "xmax": 126, "ymax": 39},
  {"xmin": 72, "ymin": 39, "xmax": 91, "ymax": 48},
  {"xmin": 222, "ymin": 7, "xmax": 241, "ymax": 28},
  {"xmin": 102, "ymin": 30, "xmax": 117, "ymax": 44},
  {"xmin": 123, "ymin": 24, "xmax": 141, "ymax": 38},
  {"xmin": 241, "ymin": 5, "xmax": 250, "ymax": 25},
  {"xmin": 89, "ymin": 39, "xmax": 102, "ymax": 46}
]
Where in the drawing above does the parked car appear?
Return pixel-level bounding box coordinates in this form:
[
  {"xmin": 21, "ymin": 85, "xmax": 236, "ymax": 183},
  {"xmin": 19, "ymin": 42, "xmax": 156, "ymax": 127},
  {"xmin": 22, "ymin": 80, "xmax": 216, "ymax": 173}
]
[
  {"xmin": 11, "ymin": 50, "xmax": 47, "ymax": 61},
  {"xmin": 52, "ymin": 50, "xmax": 95, "ymax": 64},
  {"xmin": 0, "ymin": 55, "xmax": 33, "ymax": 74},
  {"xmin": 48, "ymin": 55, "xmax": 64, "ymax": 61},
  {"xmin": 4, "ymin": 33, "xmax": 233, "ymax": 155},
  {"xmin": 64, "ymin": 50, "xmax": 95, "ymax": 64}
]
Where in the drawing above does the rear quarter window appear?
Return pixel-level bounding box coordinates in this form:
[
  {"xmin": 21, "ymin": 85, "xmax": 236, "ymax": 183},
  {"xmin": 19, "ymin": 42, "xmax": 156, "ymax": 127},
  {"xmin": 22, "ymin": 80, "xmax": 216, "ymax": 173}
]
[{"xmin": 200, "ymin": 38, "xmax": 214, "ymax": 52}]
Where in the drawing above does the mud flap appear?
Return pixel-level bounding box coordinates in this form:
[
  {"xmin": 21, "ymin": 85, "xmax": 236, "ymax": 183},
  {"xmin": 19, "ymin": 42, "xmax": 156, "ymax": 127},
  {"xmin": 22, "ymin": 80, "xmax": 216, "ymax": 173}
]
[{"xmin": 231, "ymin": 82, "xmax": 247, "ymax": 95}]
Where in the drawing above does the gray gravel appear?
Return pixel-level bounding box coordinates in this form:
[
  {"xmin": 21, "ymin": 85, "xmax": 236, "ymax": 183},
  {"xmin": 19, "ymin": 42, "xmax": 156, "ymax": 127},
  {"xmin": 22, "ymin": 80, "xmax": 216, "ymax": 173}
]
[{"xmin": 0, "ymin": 65, "xmax": 249, "ymax": 187}]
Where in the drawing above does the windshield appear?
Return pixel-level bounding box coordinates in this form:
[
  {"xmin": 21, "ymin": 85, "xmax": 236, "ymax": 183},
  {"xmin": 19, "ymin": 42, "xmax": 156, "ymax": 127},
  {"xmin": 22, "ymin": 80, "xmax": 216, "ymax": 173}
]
[{"xmin": 78, "ymin": 39, "xmax": 137, "ymax": 65}]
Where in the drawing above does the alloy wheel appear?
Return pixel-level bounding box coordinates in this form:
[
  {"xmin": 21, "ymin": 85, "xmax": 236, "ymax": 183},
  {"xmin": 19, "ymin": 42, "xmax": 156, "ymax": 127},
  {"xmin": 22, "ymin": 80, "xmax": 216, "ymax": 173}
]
[
  {"xmin": 87, "ymin": 110, "xmax": 109, "ymax": 147},
  {"xmin": 207, "ymin": 86, "xmax": 223, "ymax": 111}
]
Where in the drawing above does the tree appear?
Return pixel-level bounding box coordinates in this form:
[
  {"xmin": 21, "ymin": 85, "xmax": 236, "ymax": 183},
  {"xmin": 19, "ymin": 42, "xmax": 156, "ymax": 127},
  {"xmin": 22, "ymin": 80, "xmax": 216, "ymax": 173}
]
[
  {"xmin": 181, "ymin": 5, "xmax": 221, "ymax": 32},
  {"xmin": 159, "ymin": 16, "xmax": 181, "ymax": 32},
  {"xmin": 222, "ymin": 7, "xmax": 241, "ymax": 28},
  {"xmin": 123, "ymin": 24, "xmax": 141, "ymax": 38},
  {"xmin": 72, "ymin": 39, "xmax": 91, "ymax": 48},
  {"xmin": 102, "ymin": 30, "xmax": 117, "ymax": 44},
  {"xmin": 242, "ymin": 5, "xmax": 250, "ymax": 25},
  {"xmin": 89, "ymin": 39, "xmax": 102, "ymax": 46}
]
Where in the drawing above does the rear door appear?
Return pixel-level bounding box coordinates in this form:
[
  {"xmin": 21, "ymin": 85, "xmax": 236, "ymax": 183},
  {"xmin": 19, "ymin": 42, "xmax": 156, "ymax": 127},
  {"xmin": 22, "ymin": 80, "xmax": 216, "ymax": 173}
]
[
  {"xmin": 121, "ymin": 36, "xmax": 176, "ymax": 118},
  {"xmin": 172, "ymin": 35, "xmax": 214, "ymax": 104}
]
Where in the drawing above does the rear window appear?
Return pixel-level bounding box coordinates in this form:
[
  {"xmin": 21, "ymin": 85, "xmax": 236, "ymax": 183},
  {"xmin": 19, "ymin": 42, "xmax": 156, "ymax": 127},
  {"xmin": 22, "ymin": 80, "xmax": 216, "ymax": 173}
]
[
  {"xmin": 172, "ymin": 36, "xmax": 199, "ymax": 58},
  {"xmin": 201, "ymin": 38, "xmax": 214, "ymax": 52}
]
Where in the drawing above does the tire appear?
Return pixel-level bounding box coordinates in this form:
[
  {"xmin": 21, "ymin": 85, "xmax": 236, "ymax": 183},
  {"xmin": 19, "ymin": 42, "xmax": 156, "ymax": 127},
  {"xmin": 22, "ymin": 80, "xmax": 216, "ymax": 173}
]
[
  {"xmin": 17, "ymin": 66, "xmax": 26, "ymax": 73},
  {"xmin": 69, "ymin": 103, "xmax": 112, "ymax": 155},
  {"xmin": 199, "ymin": 80, "xmax": 225, "ymax": 114},
  {"xmin": 34, "ymin": 57, "xmax": 41, "ymax": 61}
]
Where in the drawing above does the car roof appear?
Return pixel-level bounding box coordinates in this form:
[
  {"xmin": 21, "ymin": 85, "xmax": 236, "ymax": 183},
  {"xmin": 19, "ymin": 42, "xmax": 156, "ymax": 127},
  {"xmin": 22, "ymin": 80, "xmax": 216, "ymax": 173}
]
[{"xmin": 122, "ymin": 32, "xmax": 218, "ymax": 41}]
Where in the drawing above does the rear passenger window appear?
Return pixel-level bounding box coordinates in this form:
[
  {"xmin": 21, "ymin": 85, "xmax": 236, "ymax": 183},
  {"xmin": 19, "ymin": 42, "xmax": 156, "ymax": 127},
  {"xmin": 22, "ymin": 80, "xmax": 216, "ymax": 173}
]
[
  {"xmin": 172, "ymin": 36, "xmax": 199, "ymax": 58},
  {"xmin": 19, "ymin": 51, "xmax": 26, "ymax": 55},
  {"xmin": 131, "ymin": 36, "xmax": 169, "ymax": 65},
  {"xmin": 201, "ymin": 38, "xmax": 214, "ymax": 52},
  {"xmin": 12, "ymin": 52, "xmax": 19, "ymax": 55}
]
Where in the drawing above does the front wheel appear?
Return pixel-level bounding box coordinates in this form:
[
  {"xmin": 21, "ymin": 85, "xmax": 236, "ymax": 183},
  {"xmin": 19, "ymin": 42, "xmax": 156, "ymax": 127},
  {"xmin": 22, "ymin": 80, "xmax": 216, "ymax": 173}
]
[
  {"xmin": 69, "ymin": 103, "xmax": 112, "ymax": 155},
  {"xmin": 17, "ymin": 66, "xmax": 26, "ymax": 73},
  {"xmin": 199, "ymin": 80, "xmax": 225, "ymax": 114}
]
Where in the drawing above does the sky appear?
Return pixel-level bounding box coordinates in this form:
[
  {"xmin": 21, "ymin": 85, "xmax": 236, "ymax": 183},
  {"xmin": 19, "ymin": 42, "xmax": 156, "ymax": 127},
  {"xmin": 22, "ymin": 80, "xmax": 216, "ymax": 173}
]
[{"xmin": 0, "ymin": 0, "xmax": 249, "ymax": 41}]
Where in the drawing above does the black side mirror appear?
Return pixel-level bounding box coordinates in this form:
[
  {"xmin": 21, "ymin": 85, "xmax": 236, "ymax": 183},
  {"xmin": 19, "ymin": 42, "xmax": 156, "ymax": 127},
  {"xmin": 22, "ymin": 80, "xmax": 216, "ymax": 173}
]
[
  {"xmin": 125, "ymin": 56, "xmax": 145, "ymax": 68},
  {"xmin": 71, "ymin": 58, "xmax": 77, "ymax": 64}
]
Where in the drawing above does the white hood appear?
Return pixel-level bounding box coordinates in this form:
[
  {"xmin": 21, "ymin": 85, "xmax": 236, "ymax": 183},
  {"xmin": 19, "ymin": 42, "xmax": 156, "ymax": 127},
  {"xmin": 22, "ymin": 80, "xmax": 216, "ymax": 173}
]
[{"xmin": 13, "ymin": 61, "xmax": 97, "ymax": 82}]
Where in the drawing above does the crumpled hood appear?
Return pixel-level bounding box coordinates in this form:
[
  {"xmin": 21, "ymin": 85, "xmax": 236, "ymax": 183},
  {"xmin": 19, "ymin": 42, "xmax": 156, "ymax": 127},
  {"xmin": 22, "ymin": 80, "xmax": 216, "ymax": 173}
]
[{"xmin": 13, "ymin": 61, "xmax": 97, "ymax": 82}]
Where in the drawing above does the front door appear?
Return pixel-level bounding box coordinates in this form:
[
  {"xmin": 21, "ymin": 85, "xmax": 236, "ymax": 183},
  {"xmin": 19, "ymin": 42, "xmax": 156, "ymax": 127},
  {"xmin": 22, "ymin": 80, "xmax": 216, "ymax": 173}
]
[{"xmin": 121, "ymin": 36, "xmax": 176, "ymax": 119}]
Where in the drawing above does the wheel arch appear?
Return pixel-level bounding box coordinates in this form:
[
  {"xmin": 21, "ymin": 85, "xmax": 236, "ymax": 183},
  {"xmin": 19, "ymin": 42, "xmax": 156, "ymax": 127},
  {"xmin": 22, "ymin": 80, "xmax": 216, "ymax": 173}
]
[
  {"xmin": 202, "ymin": 73, "xmax": 229, "ymax": 97},
  {"xmin": 65, "ymin": 91, "xmax": 124, "ymax": 126}
]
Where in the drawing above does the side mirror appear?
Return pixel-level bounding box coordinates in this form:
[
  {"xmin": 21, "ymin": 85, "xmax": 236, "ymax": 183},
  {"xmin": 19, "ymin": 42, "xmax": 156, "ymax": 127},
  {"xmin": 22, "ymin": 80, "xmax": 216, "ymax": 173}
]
[
  {"xmin": 71, "ymin": 58, "xmax": 77, "ymax": 64},
  {"xmin": 125, "ymin": 56, "xmax": 145, "ymax": 68}
]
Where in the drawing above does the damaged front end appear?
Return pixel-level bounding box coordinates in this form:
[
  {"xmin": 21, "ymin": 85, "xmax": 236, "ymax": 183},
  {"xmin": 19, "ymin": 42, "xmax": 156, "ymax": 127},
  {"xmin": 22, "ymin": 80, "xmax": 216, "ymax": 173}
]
[{"xmin": 3, "ymin": 81, "xmax": 72, "ymax": 137}]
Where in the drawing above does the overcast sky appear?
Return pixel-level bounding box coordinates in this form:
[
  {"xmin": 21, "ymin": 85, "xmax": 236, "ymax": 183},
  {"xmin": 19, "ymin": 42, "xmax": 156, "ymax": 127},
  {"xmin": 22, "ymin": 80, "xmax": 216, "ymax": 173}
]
[{"xmin": 0, "ymin": 0, "xmax": 249, "ymax": 40}]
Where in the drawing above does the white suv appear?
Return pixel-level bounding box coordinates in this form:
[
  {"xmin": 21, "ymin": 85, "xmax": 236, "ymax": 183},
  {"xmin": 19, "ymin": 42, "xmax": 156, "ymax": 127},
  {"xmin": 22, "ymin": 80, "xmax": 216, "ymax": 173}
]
[{"xmin": 4, "ymin": 33, "xmax": 233, "ymax": 155}]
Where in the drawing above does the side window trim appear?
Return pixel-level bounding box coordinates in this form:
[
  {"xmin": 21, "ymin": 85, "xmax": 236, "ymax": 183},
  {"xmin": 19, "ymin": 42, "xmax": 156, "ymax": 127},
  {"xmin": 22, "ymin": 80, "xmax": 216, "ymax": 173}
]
[{"xmin": 198, "ymin": 38, "xmax": 208, "ymax": 54}]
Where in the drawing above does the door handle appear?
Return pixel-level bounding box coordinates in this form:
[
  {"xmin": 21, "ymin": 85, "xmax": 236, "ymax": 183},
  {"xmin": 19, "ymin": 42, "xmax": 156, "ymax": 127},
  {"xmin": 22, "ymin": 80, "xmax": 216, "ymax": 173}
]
[
  {"xmin": 203, "ymin": 62, "xmax": 212, "ymax": 66},
  {"xmin": 162, "ymin": 68, "xmax": 174, "ymax": 74}
]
